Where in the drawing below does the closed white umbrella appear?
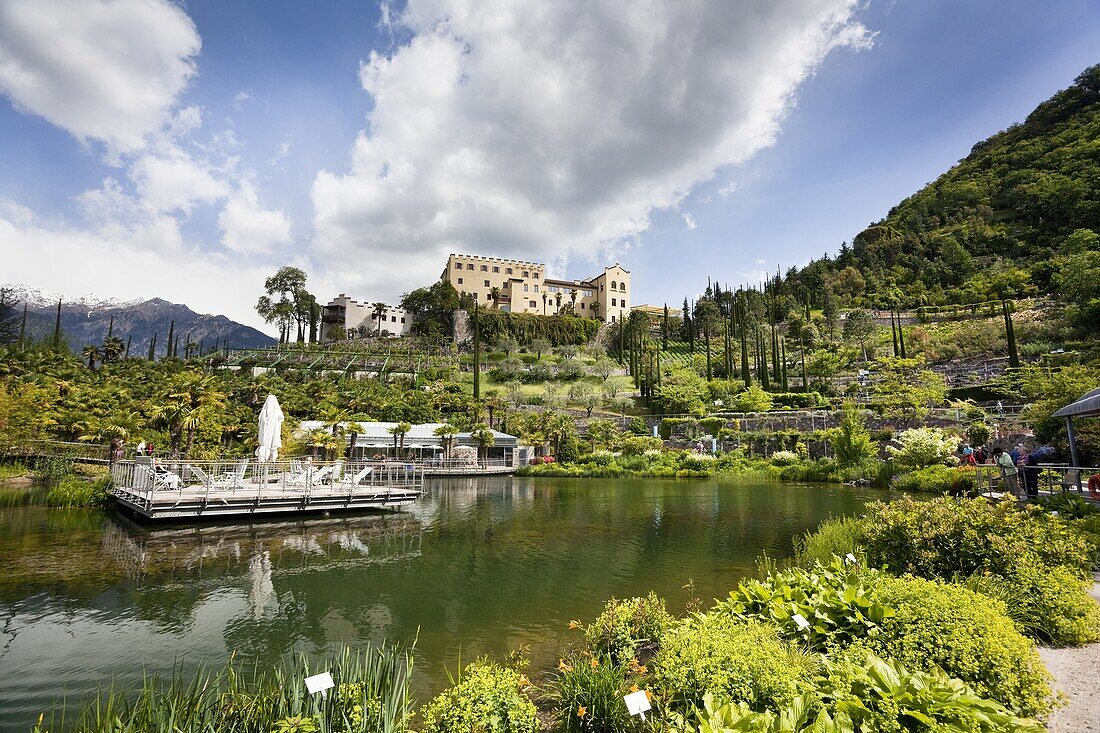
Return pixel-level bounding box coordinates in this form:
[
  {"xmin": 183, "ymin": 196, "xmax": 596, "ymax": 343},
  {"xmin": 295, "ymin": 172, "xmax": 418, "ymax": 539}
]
[{"xmin": 256, "ymin": 395, "xmax": 284, "ymax": 462}]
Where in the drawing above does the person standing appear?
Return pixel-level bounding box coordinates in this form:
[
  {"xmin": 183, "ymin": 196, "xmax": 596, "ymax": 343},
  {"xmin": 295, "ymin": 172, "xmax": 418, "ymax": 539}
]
[{"xmin": 993, "ymin": 446, "xmax": 1022, "ymax": 499}]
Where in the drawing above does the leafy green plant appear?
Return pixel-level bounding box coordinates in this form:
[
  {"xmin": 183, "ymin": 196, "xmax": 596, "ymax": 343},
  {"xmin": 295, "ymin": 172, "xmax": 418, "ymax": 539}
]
[
  {"xmin": 890, "ymin": 465, "xmax": 975, "ymax": 495},
  {"xmin": 866, "ymin": 576, "xmax": 1053, "ymax": 718},
  {"xmin": 584, "ymin": 592, "xmax": 674, "ymax": 664},
  {"xmin": 46, "ymin": 474, "xmax": 111, "ymax": 507},
  {"xmin": 795, "ymin": 517, "xmax": 866, "ymax": 567},
  {"xmin": 820, "ymin": 652, "xmax": 1044, "ymax": 733},
  {"xmin": 715, "ymin": 558, "xmax": 892, "ymax": 652},
  {"xmin": 36, "ymin": 643, "xmax": 414, "ymax": 733},
  {"xmin": 421, "ymin": 660, "xmax": 537, "ymax": 733},
  {"xmin": 547, "ymin": 655, "xmax": 646, "ymax": 733},
  {"xmin": 653, "ymin": 616, "xmax": 812, "ymax": 713},
  {"xmin": 963, "ymin": 562, "xmax": 1100, "ymax": 646},
  {"xmin": 669, "ymin": 692, "xmax": 838, "ymax": 733},
  {"xmin": 859, "ymin": 496, "xmax": 1093, "ymax": 578},
  {"xmin": 885, "ymin": 428, "xmax": 957, "ymax": 469}
]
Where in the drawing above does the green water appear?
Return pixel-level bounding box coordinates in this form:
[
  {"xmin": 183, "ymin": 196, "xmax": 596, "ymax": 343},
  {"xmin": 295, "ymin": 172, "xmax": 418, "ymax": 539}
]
[{"xmin": 0, "ymin": 477, "xmax": 885, "ymax": 731}]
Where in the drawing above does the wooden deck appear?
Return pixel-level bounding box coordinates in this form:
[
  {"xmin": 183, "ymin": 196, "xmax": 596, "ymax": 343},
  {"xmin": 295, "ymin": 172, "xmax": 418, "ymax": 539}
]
[{"xmin": 109, "ymin": 459, "xmax": 422, "ymax": 520}]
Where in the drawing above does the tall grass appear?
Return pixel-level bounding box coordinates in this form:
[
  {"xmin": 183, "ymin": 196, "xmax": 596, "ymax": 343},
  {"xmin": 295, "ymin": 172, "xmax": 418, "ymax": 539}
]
[
  {"xmin": 794, "ymin": 516, "xmax": 866, "ymax": 566},
  {"xmin": 34, "ymin": 644, "xmax": 414, "ymax": 733}
]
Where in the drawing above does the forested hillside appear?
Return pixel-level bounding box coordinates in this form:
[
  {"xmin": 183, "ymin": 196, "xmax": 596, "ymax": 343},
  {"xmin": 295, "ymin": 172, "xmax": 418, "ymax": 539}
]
[{"xmin": 791, "ymin": 64, "xmax": 1100, "ymax": 311}]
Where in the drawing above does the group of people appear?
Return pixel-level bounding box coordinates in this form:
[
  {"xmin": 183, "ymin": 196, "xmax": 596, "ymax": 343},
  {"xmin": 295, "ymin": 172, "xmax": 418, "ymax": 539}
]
[
  {"xmin": 960, "ymin": 441, "xmax": 1051, "ymax": 500},
  {"xmin": 106, "ymin": 438, "xmax": 157, "ymax": 464}
]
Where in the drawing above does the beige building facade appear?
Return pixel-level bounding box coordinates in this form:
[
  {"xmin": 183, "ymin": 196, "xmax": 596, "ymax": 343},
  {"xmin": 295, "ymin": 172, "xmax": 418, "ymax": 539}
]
[
  {"xmin": 320, "ymin": 294, "xmax": 414, "ymax": 340},
  {"xmin": 441, "ymin": 254, "xmax": 632, "ymax": 322}
]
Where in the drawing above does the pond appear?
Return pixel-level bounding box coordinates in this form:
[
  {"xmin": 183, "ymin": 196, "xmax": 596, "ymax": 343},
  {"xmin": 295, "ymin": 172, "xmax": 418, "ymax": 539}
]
[{"xmin": 0, "ymin": 477, "xmax": 886, "ymax": 731}]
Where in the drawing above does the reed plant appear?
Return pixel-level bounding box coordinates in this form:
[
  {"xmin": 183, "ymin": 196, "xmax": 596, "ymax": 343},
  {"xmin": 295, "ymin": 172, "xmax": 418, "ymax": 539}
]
[{"xmin": 33, "ymin": 643, "xmax": 414, "ymax": 733}]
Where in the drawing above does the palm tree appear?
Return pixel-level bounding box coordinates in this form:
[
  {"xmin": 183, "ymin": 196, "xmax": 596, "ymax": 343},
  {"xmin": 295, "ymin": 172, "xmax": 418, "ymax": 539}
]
[
  {"xmin": 101, "ymin": 335, "xmax": 125, "ymax": 362},
  {"xmin": 554, "ymin": 292, "xmax": 562, "ymax": 313},
  {"xmin": 542, "ymin": 292, "xmax": 548, "ymax": 315},
  {"xmin": 372, "ymin": 302, "xmax": 388, "ymax": 336},
  {"xmin": 388, "ymin": 421, "xmax": 412, "ymax": 457},
  {"xmin": 81, "ymin": 345, "xmax": 101, "ymax": 370},
  {"xmin": 591, "ymin": 299, "xmax": 601, "ymax": 320},
  {"xmin": 470, "ymin": 423, "xmax": 495, "ymax": 462},
  {"xmin": 433, "ymin": 423, "xmax": 459, "ymax": 457},
  {"xmin": 154, "ymin": 373, "xmax": 228, "ymax": 458},
  {"xmin": 570, "ymin": 289, "xmax": 578, "ymax": 311},
  {"xmin": 488, "ymin": 286, "xmax": 502, "ymax": 309}
]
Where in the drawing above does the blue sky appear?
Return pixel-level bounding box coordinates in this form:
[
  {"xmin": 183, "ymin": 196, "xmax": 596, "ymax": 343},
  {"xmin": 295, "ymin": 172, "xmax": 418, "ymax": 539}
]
[{"xmin": 2, "ymin": 0, "xmax": 1098, "ymax": 331}]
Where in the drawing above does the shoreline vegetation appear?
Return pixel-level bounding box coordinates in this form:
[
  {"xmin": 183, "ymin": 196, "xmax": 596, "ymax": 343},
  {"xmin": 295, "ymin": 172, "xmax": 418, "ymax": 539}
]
[{"xmin": 27, "ymin": 495, "xmax": 1100, "ymax": 733}]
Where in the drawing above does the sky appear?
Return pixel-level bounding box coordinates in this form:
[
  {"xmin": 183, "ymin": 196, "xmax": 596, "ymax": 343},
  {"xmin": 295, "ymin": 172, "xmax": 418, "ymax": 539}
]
[{"xmin": 2, "ymin": 0, "xmax": 1098, "ymax": 335}]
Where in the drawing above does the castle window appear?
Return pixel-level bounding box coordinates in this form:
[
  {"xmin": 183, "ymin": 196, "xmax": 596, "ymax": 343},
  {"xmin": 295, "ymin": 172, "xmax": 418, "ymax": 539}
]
[
  {"xmin": 480, "ymin": 265, "xmax": 488, "ymax": 271},
  {"xmin": 466, "ymin": 263, "xmax": 474, "ymax": 270},
  {"xmin": 493, "ymin": 266, "xmax": 499, "ymax": 273}
]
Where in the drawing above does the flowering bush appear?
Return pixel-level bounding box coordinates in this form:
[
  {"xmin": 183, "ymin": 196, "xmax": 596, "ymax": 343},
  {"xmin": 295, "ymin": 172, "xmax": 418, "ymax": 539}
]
[
  {"xmin": 585, "ymin": 592, "xmax": 674, "ymax": 664},
  {"xmin": 421, "ymin": 660, "xmax": 538, "ymax": 733},
  {"xmin": 886, "ymin": 427, "xmax": 957, "ymax": 469},
  {"xmin": 768, "ymin": 450, "xmax": 800, "ymax": 467}
]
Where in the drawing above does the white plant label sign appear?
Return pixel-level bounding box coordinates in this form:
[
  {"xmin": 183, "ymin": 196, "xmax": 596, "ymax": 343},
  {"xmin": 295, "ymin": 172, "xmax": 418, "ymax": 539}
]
[
  {"xmin": 791, "ymin": 613, "xmax": 811, "ymax": 630},
  {"xmin": 845, "ymin": 553, "xmax": 858, "ymax": 565},
  {"xmin": 624, "ymin": 689, "xmax": 652, "ymax": 719},
  {"xmin": 305, "ymin": 671, "xmax": 335, "ymax": 696}
]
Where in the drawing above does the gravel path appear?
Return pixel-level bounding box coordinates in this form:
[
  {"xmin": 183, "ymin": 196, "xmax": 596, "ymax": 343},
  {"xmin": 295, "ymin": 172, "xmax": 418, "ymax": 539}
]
[{"xmin": 1038, "ymin": 575, "xmax": 1100, "ymax": 732}]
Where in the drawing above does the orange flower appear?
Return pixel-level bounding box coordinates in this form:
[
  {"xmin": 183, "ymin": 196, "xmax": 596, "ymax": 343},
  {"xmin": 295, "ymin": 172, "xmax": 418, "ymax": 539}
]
[
  {"xmin": 558, "ymin": 659, "xmax": 573, "ymax": 673},
  {"xmin": 636, "ymin": 664, "xmax": 647, "ymax": 674},
  {"xmin": 629, "ymin": 684, "xmax": 640, "ymax": 693},
  {"xmin": 589, "ymin": 657, "xmax": 599, "ymax": 668},
  {"xmin": 645, "ymin": 690, "xmax": 653, "ymax": 701},
  {"xmin": 569, "ymin": 619, "xmax": 582, "ymax": 629},
  {"xmin": 577, "ymin": 706, "xmax": 587, "ymax": 718},
  {"xmin": 517, "ymin": 674, "xmax": 530, "ymax": 688}
]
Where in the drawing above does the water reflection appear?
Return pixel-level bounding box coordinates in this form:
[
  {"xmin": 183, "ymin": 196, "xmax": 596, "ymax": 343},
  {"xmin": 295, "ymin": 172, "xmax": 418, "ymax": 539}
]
[{"xmin": 0, "ymin": 478, "xmax": 885, "ymax": 732}]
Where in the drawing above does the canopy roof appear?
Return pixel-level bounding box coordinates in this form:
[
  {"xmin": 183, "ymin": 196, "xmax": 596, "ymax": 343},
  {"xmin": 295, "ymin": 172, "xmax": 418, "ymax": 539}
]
[
  {"xmin": 298, "ymin": 420, "xmax": 519, "ymax": 447},
  {"xmin": 1052, "ymin": 387, "xmax": 1100, "ymax": 420}
]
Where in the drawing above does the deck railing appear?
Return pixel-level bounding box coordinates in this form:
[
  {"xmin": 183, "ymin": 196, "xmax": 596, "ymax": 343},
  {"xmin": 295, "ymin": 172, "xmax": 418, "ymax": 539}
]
[
  {"xmin": 973, "ymin": 463, "xmax": 1098, "ymax": 501},
  {"xmin": 110, "ymin": 458, "xmax": 423, "ymax": 497}
]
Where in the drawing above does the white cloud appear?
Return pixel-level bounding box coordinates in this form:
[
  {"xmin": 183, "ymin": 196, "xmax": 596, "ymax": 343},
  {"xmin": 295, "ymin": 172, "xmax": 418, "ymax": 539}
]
[
  {"xmin": 0, "ymin": 0, "xmax": 200, "ymax": 154},
  {"xmin": 682, "ymin": 213, "xmax": 697, "ymax": 231},
  {"xmin": 234, "ymin": 90, "xmax": 253, "ymax": 109},
  {"xmin": 130, "ymin": 148, "xmax": 229, "ymax": 214},
  {"xmin": 717, "ymin": 182, "xmax": 739, "ymax": 198},
  {"xmin": 0, "ymin": 210, "xmax": 272, "ymax": 331},
  {"xmin": 218, "ymin": 182, "xmax": 293, "ymax": 254},
  {"xmin": 311, "ymin": 0, "xmax": 871, "ymax": 300}
]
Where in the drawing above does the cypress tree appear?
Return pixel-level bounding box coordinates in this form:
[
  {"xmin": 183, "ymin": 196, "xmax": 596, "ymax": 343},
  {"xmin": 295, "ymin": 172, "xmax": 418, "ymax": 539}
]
[
  {"xmin": 166, "ymin": 320, "xmax": 175, "ymax": 358},
  {"xmin": 780, "ymin": 337, "xmax": 789, "ymax": 391},
  {"xmin": 472, "ymin": 303, "xmax": 481, "ymax": 400},
  {"xmin": 898, "ymin": 311, "xmax": 907, "ymax": 359},
  {"xmin": 740, "ymin": 301, "xmax": 751, "ymax": 388},
  {"xmin": 52, "ymin": 298, "xmax": 62, "ymax": 350},
  {"xmin": 1002, "ymin": 299, "xmax": 1020, "ymax": 368},
  {"xmin": 890, "ymin": 310, "xmax": 899, "ymax": 357},
  {"xmin": 174, "ymin": 334, "xmax": 180, "ymax": 358},
  {"xmin": 107, "ymin": 315, "xmax": 114, "ymax": 338},
  {"xmin": 759, "ymin": 330, "xmax": 770, "ymax": 391},
  {"xmin": 662, "ymin": 303, "xmax": 669, "ymax": 349},
  {"xmin": 148, "ymin": 333, "xmax": 157, "ymax": 361},
  {"xmin": 18, "ymin": 304, "xmax": 27, "ymax": 348},
  {"xmin": 800, "ymin": 336, "xmax": 808, "ymax": 392},
  {"xmin": 703, "ymin": 319, "xmax": 712, "ymax": 382},
  {"xmin": 125, "ymin": 335, "xmax": 131, "ymax": 359}
]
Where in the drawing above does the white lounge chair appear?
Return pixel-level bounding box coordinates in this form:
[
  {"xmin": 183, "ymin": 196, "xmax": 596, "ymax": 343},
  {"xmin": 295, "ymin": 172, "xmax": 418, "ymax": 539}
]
[
  {"xmin": 341, "ymin": 466, "xmax": 373, "ymax": 487},
  {"xmin": 136, "ymin": 464, "xmax": 181, "ymax": 491}
]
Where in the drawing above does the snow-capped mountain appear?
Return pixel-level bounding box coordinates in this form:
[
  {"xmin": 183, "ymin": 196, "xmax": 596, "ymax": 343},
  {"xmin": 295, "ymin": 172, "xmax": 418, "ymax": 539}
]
[
  {"xmin": 2, "ymin": 284, "xmax": 142, "ymax": 312},
  {"xmin": 4, "ymin": 283, "xmax": 275, "ymax": 353}
]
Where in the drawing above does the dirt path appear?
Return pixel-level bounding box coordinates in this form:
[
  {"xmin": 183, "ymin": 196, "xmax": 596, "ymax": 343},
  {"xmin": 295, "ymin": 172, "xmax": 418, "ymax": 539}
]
[{"xmin": 1038, "ymin": 575, "xmax": 1100, "ymax": 732}]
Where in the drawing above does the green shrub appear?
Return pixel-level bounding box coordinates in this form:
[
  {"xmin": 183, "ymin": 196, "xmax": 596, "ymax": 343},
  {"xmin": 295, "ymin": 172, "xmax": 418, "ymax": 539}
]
[
  {"xmin": 627, "ymin": 417, "xmax": 649, "ymax": 435},
  {"xmin": 584, "ymin": 592, "xmax": 674, "ymax": 664},
  {"xmin": 653, "ymin": 616, "xmax": 812, "ymax": 712},
  {"xmin": 768, "ymin": 450, "xmax": 800, "ymax": 467},
  {"xmin": 866, "ymin": 576, "xmax": 1053, "ymax": 718},
  {"xmin": 819, "ymin": 652, "xmax": 1044, "ymax": 733},
  {"xmin": 795, "ymin": 517, "xmax": 866, "ymax": 567},
  {"xmin": 715, "ymin": 558, "xmax": 892, "ymax": 652},
  {"xmin": 36, "ymin": 453, "xmax": 75, "ymax": 486},
  {"xmin": 699, "ymin": 417, "xmax": 726, "ymax": 436},
  {"xmin": 728, "ymin": 386, "xmax": 773, "ymax": 413},
  {"xmin": 891, "ymin": 465, "xmax": 975, "ymax": 495},
  {"xmin": 421, "ymin": 660, "xmax": 538, "ymax": 733},
  {"xmin": 964, "ymin": 562, "xmax": 1100, "ymax": 646},
  {"xmin": 860, "ymin": 496, "xmax": 1093, "ymax": 578},
  {"xmin": 548, "ymin": 656, "xmax": 645, "ymax": 733},
  {"xmin": 620, "ymin": 436, "xmax": 663, "ymax": 456},
  {"xmin": 1037, "ymin": 491, "xmax": 1099, "ymax": 519},
  {"xmin": 885, "ymin": 427, "xmax": 957, "ymax": 469},
  {"xmin": 46, "ymin": 474, "xmax": 111, "ymax": 507}
]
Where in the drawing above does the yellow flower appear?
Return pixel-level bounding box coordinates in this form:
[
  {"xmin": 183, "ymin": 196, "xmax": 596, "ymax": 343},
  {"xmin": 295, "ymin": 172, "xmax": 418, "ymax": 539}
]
[
  {"xmin": 645, "ymin": 690, "xmax": 653, "ymax": 701},
  {"xmin": 577, "ymin": 706, "xmax": 587, "ymax": 718},
  {"xmin": 517, "ymin": 674, "xmax": 529, "ymax": 688},
  {"xmin": 636, "ymin": 664, "xmax": 647, "ymax": 674},
  {"xmin": 589, "ymin": 657, "xmax": 599, "ymax": 668},
  {"xmin": 629, "ymin": 684, "xmax": 639, "ymax": 693},
  {"xmin": 569, "ymin": 619, "xmax": 582, "ymax": 629},
  {"xmin": 558, "ymin": 659, "xmax": 573, "ymax": 673}
]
